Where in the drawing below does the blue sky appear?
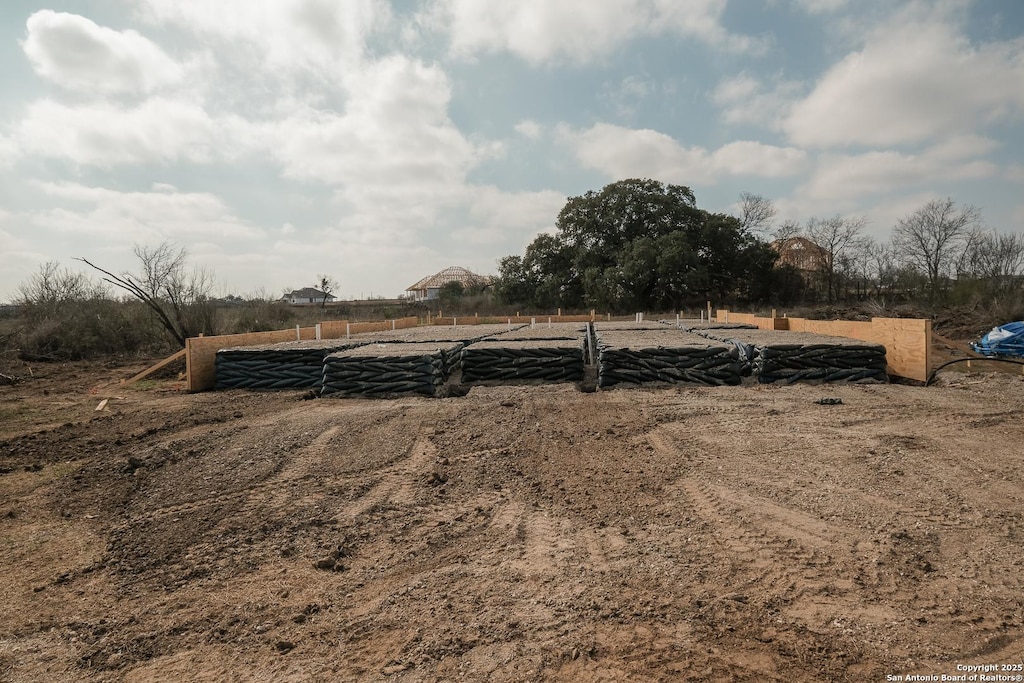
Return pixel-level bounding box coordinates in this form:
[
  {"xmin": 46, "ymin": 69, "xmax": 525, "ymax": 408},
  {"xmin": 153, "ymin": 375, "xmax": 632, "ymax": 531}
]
[{"xmin": 2, "ymin": 0, "xmax": 1023, "ymax": 301}]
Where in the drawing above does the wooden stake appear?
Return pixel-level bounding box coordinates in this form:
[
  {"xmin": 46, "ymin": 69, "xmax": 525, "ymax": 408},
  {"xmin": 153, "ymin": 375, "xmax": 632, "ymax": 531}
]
[{"xmin": 122, "ymin": 349, "xmax": 186, "ymax": 386}]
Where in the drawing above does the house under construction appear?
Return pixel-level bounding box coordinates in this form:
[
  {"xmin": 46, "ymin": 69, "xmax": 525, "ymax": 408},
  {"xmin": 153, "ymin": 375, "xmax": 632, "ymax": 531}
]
[{"xmin": 405, "ymin": 266, "xmax": 492, "ymax": 302}]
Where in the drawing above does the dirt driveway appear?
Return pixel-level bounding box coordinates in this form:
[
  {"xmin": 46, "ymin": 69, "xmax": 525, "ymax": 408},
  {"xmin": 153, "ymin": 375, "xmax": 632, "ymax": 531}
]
[{"xmin": 1, "ymin": 359, "xmax": 1023, "ymax": 681}]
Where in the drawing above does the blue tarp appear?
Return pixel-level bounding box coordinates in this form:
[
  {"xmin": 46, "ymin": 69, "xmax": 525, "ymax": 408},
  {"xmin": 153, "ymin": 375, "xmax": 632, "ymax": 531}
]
[{"xmin": 972, "ymin": 321, "xmax": 1024, "ymax": 358}]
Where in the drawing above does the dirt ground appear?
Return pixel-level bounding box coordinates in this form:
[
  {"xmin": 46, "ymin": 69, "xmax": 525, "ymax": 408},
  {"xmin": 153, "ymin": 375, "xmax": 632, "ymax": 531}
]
[{"xmin": 1, "ymin": 352, "xmax": 1024, "ymax": 682}]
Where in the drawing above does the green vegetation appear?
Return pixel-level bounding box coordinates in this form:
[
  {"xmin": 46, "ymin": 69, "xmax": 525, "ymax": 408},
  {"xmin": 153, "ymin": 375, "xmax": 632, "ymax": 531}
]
[
  {"xmin": 493, "ymin": 179, "xmax": 1024, "ymax": 318},
  {"xmin": 5, "ymin": 181, "xmax": 1024, "ymax": 360},
  {"xmin": 493, "ymin": 179, "xmax": 788, "ymax": 311}
]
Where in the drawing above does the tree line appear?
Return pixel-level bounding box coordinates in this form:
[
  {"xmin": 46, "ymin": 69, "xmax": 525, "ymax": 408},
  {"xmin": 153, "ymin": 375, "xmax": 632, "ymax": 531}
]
[
  {"xmin": 493, "ymin": 179, "xmax": 781, "ymax": 312},
  {"xmin": 7, "ymin": 178, "xmax": 1024, "ymax": 360},
  {"xmin": 5, "ymin": 243, "xmax": 347, "ymax": 360},
  {"xmin": 493, "ymin": 179, "xmax": 1024, "ymax": 313}
]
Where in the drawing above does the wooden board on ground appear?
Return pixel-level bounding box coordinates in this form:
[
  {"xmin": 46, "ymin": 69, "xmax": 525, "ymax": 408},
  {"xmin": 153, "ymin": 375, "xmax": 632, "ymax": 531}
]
[{"xmin": 122, "ymin": 349, "xmax": 186, "ymax": 386}]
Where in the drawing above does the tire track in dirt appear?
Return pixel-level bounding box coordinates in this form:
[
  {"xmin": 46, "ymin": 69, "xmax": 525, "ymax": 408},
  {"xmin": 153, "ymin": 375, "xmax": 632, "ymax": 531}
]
[
  {"xmin": 676, "ymin": 479, "xmax": 828, "ymax": 576},
  {"xmin": 482, "ymin": 500, "xmax": 577, "ymax": 573},
  {"xmin": 337, "ymin": 428, "xmax": 438, "ymax": 523},
  {"xmin": 647, "ymin": 424, "xmax": 904, "ymax": 630},
  {"xmin": 111, "ymin": 402, "xmax": 429, "ymax": 531},
  {"xmin": 109, "ymin": 425, "xmax": 342, "ymax": 529},
  {"xmin": 581, "ymin": 527, "xmax": 630, "ymax": 575}
]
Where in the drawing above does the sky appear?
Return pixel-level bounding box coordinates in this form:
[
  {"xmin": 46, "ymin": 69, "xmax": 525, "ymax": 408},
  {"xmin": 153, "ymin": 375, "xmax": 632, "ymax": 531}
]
[{"xmin": 2, "ymin": 0, "xmax": 1024, "ymax": 302}]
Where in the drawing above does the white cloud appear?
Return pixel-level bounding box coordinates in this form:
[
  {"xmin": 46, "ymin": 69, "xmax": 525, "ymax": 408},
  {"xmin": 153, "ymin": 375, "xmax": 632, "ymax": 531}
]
[
  {"xmin": 16, "ymin": 98, "xmax": 242, "ymax": 166},
  {"xmin": 1013, "ymin": 205, "xmax": 1024, "ymax": 229},
  {"xmin": 458, "ymin": 185, "xmax": 565, "ymax": 245},
  {"xmin": 0, "ymin": 241, "xmax": 48, "ymax": 303},
  {"xmin": 653, "ymin": 0, "xmax": 770, "ymax": 54},
  {"xmin": 31, "ymin": 182, "xmax": 261, "ymax": 242},
  {"xmin": 564, "ymin": 123, "xmax": 714, "ymax": 183},
  {"xmin": 784, "ymin": 10, "xmax": 1024, "ymax": 147},
  {"xmin": 772, "ymin": 190, "xmax": 939, "ymax": 240},
  {"xmin": 604, "ymin": 75, "xmax": 659, "ymax": 118},
  {"xmin": 712, "ymin": 73, "xmax": 803, "ymax": 128},
  {"xmin": 14, "ymin": 48, "xmax": 479, "ymax": 189},
  {"xmin": 514, "ymin": 120, "xmax": 543, "ymax": 139},
  {"xmin": 927, "ymin": 134, "xmax": 1000, "ymax": 160},
  {"xmin": 440, "ymin": 0, "xmax": 766, "ymax": 64},
  {"xmin": 797, "ymin": 138, "xmax": 998, "ymax": 201},
  {"xmin": 561, "ymin": 123, "xmax": 807, "ymax": 184},
  {"xmin": 0, "ymin": 212, "xmax": 38, "ymax": 274},
  {"xmin": 135, "ymin": 0, "xmax": 385, "ymax": 78},
  {"xmin": 1006, "ymin": 165, "xmax": 1024, "ymax": 185},
  {"xmin": 713, "ymin": 73, "xmax": 759, "ymax": 103},
  {"xmin": 0, "ymin": 133, "xmax": 19, "ymax": 169},
  {"xmin": 22, "ymin": 10, "xmax": 183, "ymax": 95},
  {"xmin": 256, "ymin": 54, "xmax": 490, "ymax": 245},
  {"xmin": 792, "ymin": 0, "xmax": 849, "ymax": 14},
  {"xmin": 711, "ymin": 140, "xmax": 809, "ymax": 177}
]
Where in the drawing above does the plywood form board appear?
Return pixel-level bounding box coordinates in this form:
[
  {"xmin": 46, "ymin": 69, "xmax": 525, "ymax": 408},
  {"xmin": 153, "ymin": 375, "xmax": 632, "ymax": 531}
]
[
  {"xmin": 867, "ymin": 317, "xmax": 931, "ymax": 383},
  {"xmin": 716, "ymin": 311, "xmax": 931, "ymax": 382},
  {"xmin": 188, "ymin": 328, "xmax": 318, "ymax": 391},
  {"xmin": 785, "ymin": 317, "xmax": 926, "ymax": 379},
  {"xmin": 124, "ymin": 349, "xmax": 186, "ymax": 385},
  {"xmin": 186, "ymin": 316, "xmax": 418, "ymax": 392},
  {"xmin": 714, "ymin": 311, "xmax": 789, "ymax": 330}
]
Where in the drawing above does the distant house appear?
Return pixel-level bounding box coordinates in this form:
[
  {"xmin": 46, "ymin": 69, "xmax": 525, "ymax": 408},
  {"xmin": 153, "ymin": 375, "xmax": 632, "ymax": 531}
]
[
  {"xmin": 284, "ymin": 287, "xmax": 336, "ymax": 305},
  {"xmin": 770, "ymin": 237, "xmax": 828, "ymax": 273},
  {"xmin": 405, "ymin": 266, "xmax": 492, "ymax": 302}
]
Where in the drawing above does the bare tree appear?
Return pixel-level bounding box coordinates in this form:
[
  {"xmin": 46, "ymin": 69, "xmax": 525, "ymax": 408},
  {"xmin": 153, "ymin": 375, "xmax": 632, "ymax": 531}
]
[
  {"xmin": 865, "ymin": 239, "xmax": 900, "ymax": 299},
  {"xmin": 17, "ymin": 261, "xmax": 103, "ymax": 311},
  {"xmin": 847, "ymin": 236, "xmax": 876, "ymax": 300},
  {"xmin": 962, "ymin": 230, "xmax": 1024, "ymax": 298},
  {"xmin": 892, "ymin": 198, "xmax": 982, "ymax": 300},
  {"xmin": 317, "ymin": 274, "xmax": 338, "ymax": 307},
  {"xmin": 76, "ymin": 241, "xmax": 215, "ymax": 347},
  {"xmin": 772, "ymin": 219, "xmax": 802, "ymax": 242},
  {"xmin": 806, "ymin": 215, "xmax": 868, "ymax": 304},
  {"xmin": 737, "ymin": 192, "xmax": 777, "ymax": 235}
]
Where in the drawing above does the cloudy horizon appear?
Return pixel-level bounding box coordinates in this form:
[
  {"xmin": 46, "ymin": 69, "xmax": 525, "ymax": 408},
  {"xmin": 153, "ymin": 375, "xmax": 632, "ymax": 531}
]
[{"xmin": 2, "ymin": 0, "xmax": 1023, "ymax": 302}]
